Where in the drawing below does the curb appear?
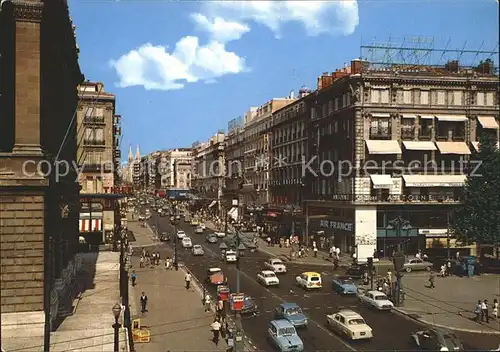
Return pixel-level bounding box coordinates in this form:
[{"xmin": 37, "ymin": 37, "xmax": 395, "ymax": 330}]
[
  {"xmin": 181, "ymin": 264, "xmax": 256, "ymax": 351},
  {"xmin": 393, "ymin": 307, "xmax": 500, "ymax": 335}
]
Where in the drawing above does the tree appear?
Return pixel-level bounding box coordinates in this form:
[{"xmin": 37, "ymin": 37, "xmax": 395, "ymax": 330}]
[{"xmin": 452, "ymin": 131, "xmax": 500, "ymax": 246}]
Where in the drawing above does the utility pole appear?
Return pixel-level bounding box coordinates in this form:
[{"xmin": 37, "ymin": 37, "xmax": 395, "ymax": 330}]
[{"xmin": 234, "ymin": 223, "xmax": 244, "ymax": 352}]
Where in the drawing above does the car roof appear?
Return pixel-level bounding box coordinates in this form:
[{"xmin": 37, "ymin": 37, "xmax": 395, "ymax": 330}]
[
  {"xmin": 261, "ymin": 270, "xmax": 275, "ymax": 275},
  {"xmin": 366, "ymin": 290, "xmax": 386, "ymax": 296},
  {"xmin": 337, "ymin": 309, "xmax": 362, "ymax": 318},
  {"xmin": 193, "ymin": 244, "xmax": 202, "ymax": 247},
  {"xmin": 302, "ymin": 271, "xmax": 321, "ymax": 277},
  {"xmin": 270, "ymin": 258, "xmax": 283, "ymax": 262},
  {"xmin": 209, "ymin": 267, "xmax": 222, "ymax": 272},
  {"xmin": 271, "ymin": 319, "xmax": 295, "ymax": 329},
  {"xmin": 280, "ymin": 302, "xmax": 299, "ymax": 309}
]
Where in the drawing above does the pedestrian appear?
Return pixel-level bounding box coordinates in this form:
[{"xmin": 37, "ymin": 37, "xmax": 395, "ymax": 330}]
[
  {"xmin": 216, "ymin": 299, "xmax": 224, "ymax": 317},
  {"xmin": 204, "ymin": 294, "xmax": 212, "ymax": 312},
  {"xmin": 493, "ymin": 299, "xmax": 498, "ymax": 319},
  {"xmin": 313, "ymin": 245, "xmax": 318, "ymax": 258},
  {"xmin": 140, "ymin": 292, "xmax": 148, "ymax": 313},
  {"xmin": 131, "ymin": 270, "xmax": 137, "ymax": 286},
  {"xmin": 329, "ymin": 246, "xmax": 335, "ymax": 258},
  {"xmin": 140, "ymin": 256, "xmax": 144, "ymax": 268},
  {"xmin": 439, "ymin": 264, "xmax": 446, "ymax": 277},
  {"xmin": 266, "ymin": 236, "xmax": 272, "ymax": 247},
  {"xmin": 428, "ymin": 271, "xmax": 435, "ymax": 289},
  {"xmin": 335, "ymin": 246, "xmax": 340, "ymax": 258},
  {"xmin": 156, "ymin": 252, "xmax": 161, "ymax": 265},
  {"xmin": 474, "ymin": 300, "xmax": 482, "ymax": 322},
  {"xmin": 446, "ymin": 259, "xmax": 452, "ymax": 276},
  {"xmin": 185, "ymin": 272, "xmax": 192, "ymax": 290},
  {"xmin": 210, "ymin": 318, "xmax": 222, "ymax": 346},
  {"xmin": 482, "ymin": 300, "xmax": 489, "ymax": 323},
  {"xmin": 333, "ymin": 256, "xmax": 339, "ymax": 270}
]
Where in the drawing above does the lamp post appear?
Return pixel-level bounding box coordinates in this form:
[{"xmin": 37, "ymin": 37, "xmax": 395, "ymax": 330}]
[
  {"xmin": 112, "ymin": 303, "xmax": 122, "ymax": 352},
  {"xmin": 386, "ymin": 216, "xmax": 411, "ymax": 307},
  {"xmin": 233, "ymin": 222, "xmax": 245, "ymax": 352},
  {"xmin": 172, "ymin": 205, "xmax": 179, "ymax": 271}
]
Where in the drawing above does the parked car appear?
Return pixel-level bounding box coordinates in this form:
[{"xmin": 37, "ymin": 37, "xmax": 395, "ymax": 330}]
[
  {"xmin": 326, "ymin": 309, "xmax": 373, "ymax": 340},
  {"xmin": 192, "ymin": 244, "xmax": 204, "ymax": 256},
  {"xmin": 357, "ymin": 290, "xmax": 394, "ymax": 310},
  {"xmin": 215, "ymin": 232, "xmax": 226, "ymax": 238},
  {"xmin": 267, "ymin": 320, "xmax": 304, "ymax": 352},
  {"xmin": 257, "ymin": 270, "xmax": 280, "ymax": 286},
  {"xmin": 206, "ymin": 267, "xmax": 226, "ymax": 285},
  {"xmin": 206, "ymin": 233, "xmax": 218, "ymax": 244},
  {"xmin": 332, "ymin": 277, "xmax": 358, "ymax": 295},
  {"xmin": 182, "ymin": 237, "xmax": 193, "ymax": 248},
  {"xmin": 411, "ymin": 328, "xmax": 464, "ymax": 351},
  {"xmin": 159, "ymin": 232, "xmax": 171, "ymax": 242},
  {"xmin": 404, "ymin": 258, "xmax": 433, "ymax": 272},
  {"xmin": 295, "ymin": 272, "xmax": 322, "ymax": 290},
  {"xmin": 176, "ymin": 230, "xmax": 186, "ymax": 239},
  {"xmin": 224, "ymin": 250, "xmax": 237, "ymax": 263},
  {"xmin": 195, "ymin": 226, "xmax": 203, "ymax": 234},
  {"xmin": 274, "ymin": 303, "xmax": 308, "ymax": 328},
  {"xmin": 264, "ymin": 258, "xmax": 287, "ymax": 274}
]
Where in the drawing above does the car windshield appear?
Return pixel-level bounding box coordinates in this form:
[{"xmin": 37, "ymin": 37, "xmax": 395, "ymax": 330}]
[
  {"xmin": 310, "ymin": 277, "xmax": 320, "ymax": 281},
  {"xmin": 278, "ymin": 327, "xmax": 296, "ymax": 336},
  {"xmin": 375, "ymin": 295, "xmax": 388, "ymax": 300},
  {"xmin": 193, "ymin": 245, "xmax": 202, "ymax": 249},
  {"xmin": 272, "ymin": 260, "xmax": 283, "ymax": 265},
  {"xmin": 341, "ymin": 280, "xmax": 353, "ymax": 285},
  {"xmin": 264, "ymin": 273, "xmax": 276, "ymax": 278},
  {"xmin": 285, "ymin": 307, "xmax": 302, "ymax": 315},
  {"xmin": 348, "ymin": 319, "xmax": 366, "ymax": 325}
]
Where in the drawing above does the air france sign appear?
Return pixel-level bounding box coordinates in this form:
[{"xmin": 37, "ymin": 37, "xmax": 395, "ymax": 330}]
[{"xmin": 319, "ymin": 220, "xmax": 354, "ymax": 232}]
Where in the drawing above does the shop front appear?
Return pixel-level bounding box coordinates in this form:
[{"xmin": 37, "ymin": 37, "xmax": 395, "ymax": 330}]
[{"xmin": 308, "ymin": 217, "xmax": 355, "ymax": 253}]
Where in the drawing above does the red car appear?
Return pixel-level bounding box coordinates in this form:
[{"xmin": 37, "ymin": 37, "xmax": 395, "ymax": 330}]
[{"xmin": 206, "ymin": 267, "xmax": 226, "ymax": 285}]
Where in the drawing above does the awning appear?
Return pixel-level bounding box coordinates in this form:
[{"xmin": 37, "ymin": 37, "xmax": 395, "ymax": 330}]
[
  {"xmin": 366, "ymin": 140, "xmax": 402, "ymax": 154},
  {"xmin": 401, "ymin": 114, "xmax": 417, "ymax": 119},
  {"xmin": 370, "ymin": 174, "xmax": 394, "ymax": 189},
  {"xmin": 436, "ymin": 142, "xmax": 471, "ymax": 155},
  {"xmin": 208, "ymin": 200, "xmax": 217, "ymax": 208},
  {"xmin": 79, "ymin": 212, "xmax": 103, "ymax": 219},
  {"xmin": 471, "ymin": 141, "xmax": 500, "ymax": 152},
  {"xmin": 477, "ymin": 116, "xmax": 499, "ymax": 129},
  {"xmin": 419, "ymin": 115, "xmax": 435, "ymax": 119},
  {"xmin": 227, "ymin": 207, "xmax": 238, "ymax": 221},
  {"xmin": 403, "ymin": 141, "xmax": 437, "ymax": 151},
  {"xmin": 436, "ymin": 115, "xmax": 467, "ymax": 122},
  {"xmin": 402, "ymin": 174, "xmax": 467, "ymax": 187},
  {"xmin": 79, "ymin": 219, "xmax": 102, "ymax": 232},
  {"xmin": 371, "ymin": 113, "xmax": 390, "ymax": 118}
]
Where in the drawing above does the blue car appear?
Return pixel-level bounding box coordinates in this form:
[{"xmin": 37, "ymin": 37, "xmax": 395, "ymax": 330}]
[
  {"xmin": 274, "ymin": 303, "xmax": 308, "ymax": 328},
  {"xmin": 332, "ymin": 276, "xmax": 358, "ymax": 295},
  {"xmin": 267, "ymin": 319, "xmax": 304, "ymax": 352}
]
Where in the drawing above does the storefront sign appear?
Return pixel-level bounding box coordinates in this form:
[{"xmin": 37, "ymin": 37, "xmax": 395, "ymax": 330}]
[
  {"xmin": 319, "ymin": 220, "xmax": 353, "ymax": 232},
  {"xmin": 331, "ymin": 194, "xmax": 462, "ymax": 202},
  {"xmin": 103, "ymin": 186, "xmax": 133, "ymax": 195}
]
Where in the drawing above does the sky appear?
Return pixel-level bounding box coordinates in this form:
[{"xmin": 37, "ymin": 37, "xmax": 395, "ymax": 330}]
[{"xmin": 69, "ymin": 0, "xmax": 499, "ymax": 159}]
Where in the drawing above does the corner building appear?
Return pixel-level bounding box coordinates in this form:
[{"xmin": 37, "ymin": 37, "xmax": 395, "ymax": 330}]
[
  {"xmin": 304, "ymin": 59, "xmax": 499, "ymax": 256},
  {"xmin": 0, "ymin": 0, "xmax": 83, "ymax": 336}
]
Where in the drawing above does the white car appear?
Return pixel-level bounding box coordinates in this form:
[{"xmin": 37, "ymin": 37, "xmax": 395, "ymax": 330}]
[
  {"xmin": 264, "ymin": 258, "xmax": 287, "ymax": 274},
  {"xmin": 224, "ymin": 250, "xmax": 237, "ymax": 263},
  {"xmin": 195, "ymin": 227, "xmax": 203, "ymax": 234},
  {"xmin": 326, "ymin": 309, "xmax": 373, "ymax": 340},
  {"xmin": 192, "ymin": 244, "xmax": 204, "ymax": 256},
  {"xmin": 215, "ymin": 232, "xmax": 226, "ymax": 238},
  {"xmin": 357, "ymin": 290, "xmax": 394, "ymax": 310},
  {"xmin": 257, "ymin": 270, "xmax": 280, "ymax": 286},
  {"xmin": 177, "ymin": 230, "xmax": 186, "ymax": 239},
  {"xmin": 200, "ymin": 223, "xmax": 206, "ymax": 230},
  {"xmin": 182, "ymin": 237, "xmax": 193, "ymax": 248},
  {"xmin": 138, "ymin": 215, "xmax": 145, "ymax": 221}
]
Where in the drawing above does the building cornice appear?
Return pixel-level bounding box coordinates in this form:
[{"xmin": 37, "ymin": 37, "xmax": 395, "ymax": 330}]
[{"xmin": 12, "ymin": 1, "xmax": 43, "ymax": 23}]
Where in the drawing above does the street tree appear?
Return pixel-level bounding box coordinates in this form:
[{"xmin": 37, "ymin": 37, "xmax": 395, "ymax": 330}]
[{"xmin": 452, "ymin": 131, "xmax": 500, "ymax": 246}]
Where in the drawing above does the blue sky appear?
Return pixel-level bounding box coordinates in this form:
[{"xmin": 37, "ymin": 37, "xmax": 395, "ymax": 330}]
[{"xmin": 69, "ymin": 0, "xmax": 499, "ymax": 159}]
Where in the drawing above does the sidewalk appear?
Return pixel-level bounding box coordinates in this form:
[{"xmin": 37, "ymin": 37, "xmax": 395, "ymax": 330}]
[
  {"xmin": 2, "ymin": 252, "xmax": 129, "ymax": 352},
  {"xmin": 394, "ymin": 273, "xmax": 500, "ymax": 334},
  {"xmin": 127, "ymin": 211, "xmax": 157, "ymax": 248},
  {"xmin": 128, "ymin": 256, "xmax": 227, "ymax": 352}
]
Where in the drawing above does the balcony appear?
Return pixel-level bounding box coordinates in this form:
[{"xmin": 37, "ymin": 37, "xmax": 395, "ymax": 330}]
[
  {"xmin": 84, "ymin": 140, "xmax": 105, "ymax": 146},
  {"xmin": 401, "ymin": 128, "xmax": 415, "ymax": 140},
  {"xmin": 436, "ymin": 134, "xmax": 465, "ymax": 142},
  {"xmin": 83, "ymin": 116, "xmax": 105, "ymax": 124},
  {"xmin": 418, "ymin": 132, "xmax": 432, "ymax": 141}
]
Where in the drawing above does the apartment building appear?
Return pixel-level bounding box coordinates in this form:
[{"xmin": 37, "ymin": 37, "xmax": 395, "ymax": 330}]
[
  {"xmin": 0, "ymin": 0, "xmax": 83, "ymax": 339},
  {"xmin": 160, "ymin": 148, "xmax": 193, "ymax": 190},
  {"xmin": 304, "ymin": 59, "xmax": 499, "ymax": 256},
  {"xmin": 242, "ymin": 98, "xmax": 296, "ymax": 208},
  {"xmin": 192, "ymin": 132, "xmax": 225, "ymax": 212}
]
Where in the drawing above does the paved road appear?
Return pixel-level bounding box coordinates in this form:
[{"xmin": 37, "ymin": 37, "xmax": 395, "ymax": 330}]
[{"xmin": 145, "ymin": 211, "xmax": 500, "ymax": 351}]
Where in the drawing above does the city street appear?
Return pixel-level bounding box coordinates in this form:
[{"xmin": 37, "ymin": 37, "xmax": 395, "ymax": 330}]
[{"xmin": 145, "ymin": 212, "xmax": 500, "ymax": 351}]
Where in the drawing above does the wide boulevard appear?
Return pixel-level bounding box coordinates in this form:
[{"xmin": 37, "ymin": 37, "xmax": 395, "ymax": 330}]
[{"xmin": 143, "ymin": 211, "xmax": 499, "ymax": 351}]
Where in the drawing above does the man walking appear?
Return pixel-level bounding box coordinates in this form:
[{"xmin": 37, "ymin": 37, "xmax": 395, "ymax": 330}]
[
  {"xmin": 428, "ymin": 271, "xmax": 435, "ymax": 289},
  {"xmin": 210, "ymin": 318, "xmax": 222, "ymax": 346},
  {"xmin": 482, "ymin": 300, "xmax": 489, "ymax": 323},
  {"xmin": 140, "ymin": 292, "xmax": 148, "ymax": 313},
  {"xmin": 185, "ymin": 272, "xmax": 192, "ymax": 290}
]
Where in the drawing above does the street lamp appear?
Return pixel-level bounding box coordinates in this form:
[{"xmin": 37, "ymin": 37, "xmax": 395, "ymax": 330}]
[
  {"xmin": 172, "ymin": 205, "xmax": 179, "ymax": 271},
  {"xmin": 112, "ymin": 303, "xmax": 122, "ymax": 352},
  {"xmin": 386, "ymin": 216, "xmax": 411, "ymax": 308},
  {"xmin": 233, "ymin": 222, "xmax": 245, "ymax": 352}
]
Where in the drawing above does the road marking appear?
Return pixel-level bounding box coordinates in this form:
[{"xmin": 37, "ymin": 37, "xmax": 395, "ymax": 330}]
[{"xmin": 235, "ymin": 268, "xmax": 357, "ymax": 351}]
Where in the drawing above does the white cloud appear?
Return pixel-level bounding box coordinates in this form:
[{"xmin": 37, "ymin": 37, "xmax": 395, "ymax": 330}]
[
  {"xmin": 201, "ymin": 0, "xmax": 359, "ymax": 38},
  {"xmin": 190, "ymin": 13, "xmax": 250, "ymax": 43},
  {"xmin": 109, "ymin": 36, "xmax": 246, "ymax": 91}
]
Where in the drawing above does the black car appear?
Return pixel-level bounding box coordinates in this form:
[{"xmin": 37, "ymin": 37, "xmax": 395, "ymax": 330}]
[
  {"xmin": 160, "ymin": 233, "xmax": 171, "ymax": 242},
  {"xmin": 344, "ymin": 264, "xmax": 369, "ymax": 280}
]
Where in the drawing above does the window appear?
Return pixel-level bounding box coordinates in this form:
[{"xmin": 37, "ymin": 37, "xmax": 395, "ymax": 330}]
[
  {"xmin": 85, "ymin": 107, "xmax": 93, "ymax": 117},
  {"xmin": 381, "ymin": 90, "xmax": 390, "ymax": 103},
  {"xmin": 477, "ymin": 92, "xmax": 485, "ymax": 106},
  {"xmin": 486, "ymin": 92, "xmax": 494, "ymax": 106},
  {"xmin": 95, "ymin": 108, "xmax": 104, "ymax": 117},
  {"xmin": 437, "ymin": 91, "xmax": 446, "ymax": 105},
  {"xmin": 84, "ymin": 128, "xmax": 94, "ymax": 141},
  {"xmin": 403, "ymin": 90, "xmax": 412, "ymax": 104},
  {"xmin": 95, "ymin": 128, "xmax": 104, "ymax": 142},
  {"xmin": 371, "ymin": 89, "xmax": 381, "ymax": 103},
  {"xmin": 453, "ymin": 91, "xmax": 463, "ymax": 106},
  {"xmin": 421, "ymin": 91, "xmax": 429, "ymax": 105},
  {"xmin": 370, "ymin": 118, "xmax": 390, "ymax": 138},
  {"xmin": 334, "ymin": 98, "xmax": 339, "ymax": 110},
  {"xmin": 342, "ymin": 94, "xmax": 347, "ymax": 107}
]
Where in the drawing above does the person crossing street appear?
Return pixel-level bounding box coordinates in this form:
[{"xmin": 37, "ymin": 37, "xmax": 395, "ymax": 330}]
[{"xmin": 185, "ymin": 272, "xmax": 192, "ymax": 290}]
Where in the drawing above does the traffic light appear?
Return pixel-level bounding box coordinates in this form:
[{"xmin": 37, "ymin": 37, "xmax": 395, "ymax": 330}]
[{"xmin": 393, "ymin": 252, "xmax": 406, "ymax": 272}]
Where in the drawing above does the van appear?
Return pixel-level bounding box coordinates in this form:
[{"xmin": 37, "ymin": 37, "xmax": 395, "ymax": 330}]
[{"xmin": 296, "ymin": 272, "xmax": 322, "ymax": 289}]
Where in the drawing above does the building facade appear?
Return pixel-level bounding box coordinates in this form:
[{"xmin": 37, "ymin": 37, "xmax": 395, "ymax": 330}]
[
  {"xmin": 304, "ymin": 59, "xmax": 499, "ymax": 257},
  {"xmin": 76, "ymin": 81, "xmax": 117, "ymax": 244},
  {"xmin": 223, "ymin": 117, "xmax": 246, "ymax": 215},
  {"xmin": 160, "ymin": 148, "xmax": 192, "ymax": 190},
  {"xmin": 0, "ymin": 0, "xmax": 83, "ymax": 337}
]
